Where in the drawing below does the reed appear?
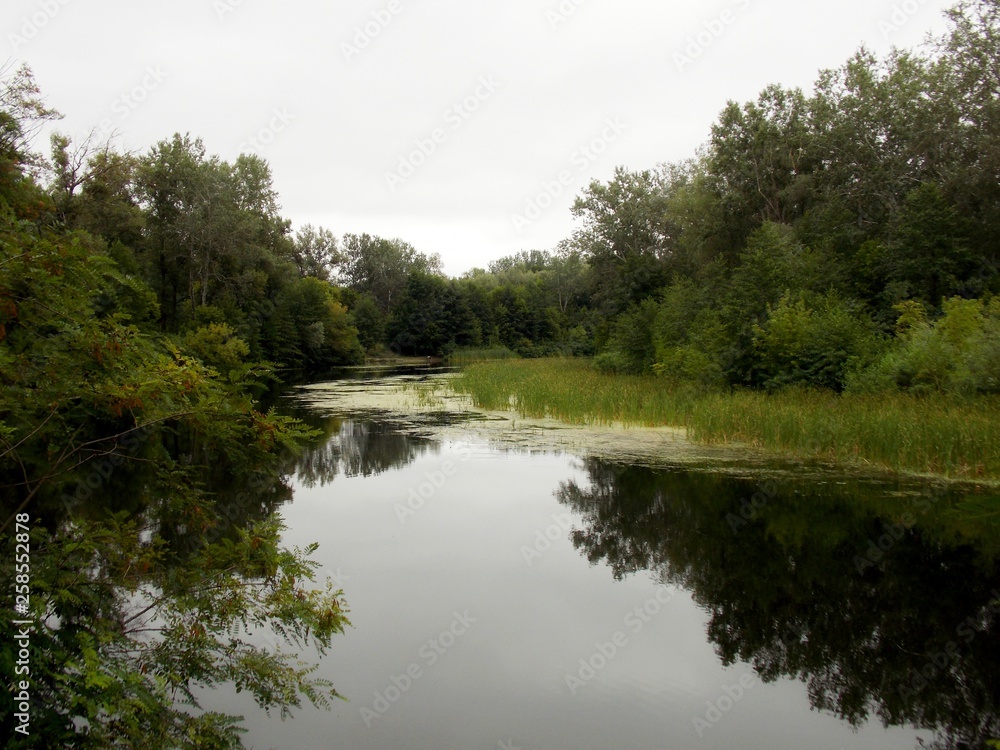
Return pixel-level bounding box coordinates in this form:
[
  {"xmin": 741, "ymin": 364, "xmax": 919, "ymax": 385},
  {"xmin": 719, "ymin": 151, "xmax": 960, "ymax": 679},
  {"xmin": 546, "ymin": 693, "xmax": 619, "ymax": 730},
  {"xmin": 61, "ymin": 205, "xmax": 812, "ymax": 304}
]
[
  {"xmin": 446, "ymin": 346, "xmax": 520, "ymax": 366},
  {"xmin": 453, "ymin": 358, "xmax": 1000, "ymax": 480}
]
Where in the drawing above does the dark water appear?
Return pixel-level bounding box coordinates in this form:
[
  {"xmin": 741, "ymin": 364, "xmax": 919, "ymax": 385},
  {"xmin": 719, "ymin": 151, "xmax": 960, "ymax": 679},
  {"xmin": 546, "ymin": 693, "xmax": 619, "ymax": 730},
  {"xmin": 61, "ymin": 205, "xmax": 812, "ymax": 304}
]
[{"xmin": 212, "ymin": 369, "xmax": 1000, "ymax": 749}]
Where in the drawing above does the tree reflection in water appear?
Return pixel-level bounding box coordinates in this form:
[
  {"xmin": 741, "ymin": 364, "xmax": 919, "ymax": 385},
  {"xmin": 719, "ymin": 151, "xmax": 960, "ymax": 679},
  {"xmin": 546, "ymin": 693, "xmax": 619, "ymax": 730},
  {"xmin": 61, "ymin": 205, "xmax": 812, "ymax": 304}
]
[
  {"xmin": 292, "ymin": 416, "xmax": 437, "ymax": 486},
  {"xmin": 556, "ymin": 459, "xmax": 1000, "ymax": 749}
]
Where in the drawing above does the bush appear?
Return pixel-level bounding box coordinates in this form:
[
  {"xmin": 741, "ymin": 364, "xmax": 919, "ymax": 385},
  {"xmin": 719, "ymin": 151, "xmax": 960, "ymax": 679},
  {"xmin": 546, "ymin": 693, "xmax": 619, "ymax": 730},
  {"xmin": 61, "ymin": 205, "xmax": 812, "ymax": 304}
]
[
  {"xmin": 847, "ymin": 296, "xmax": 1000, "ymax": 395},
  {"xmin": 183, "ymin": 323, "xmax": 251, "ymax": 374},
  {"xmin": 752, "ymin": 293, "xmax": 884, "ymax": 391},
  {"xmin": 596, "ymin": 299, "xmax": 660, "ymax": 374}
]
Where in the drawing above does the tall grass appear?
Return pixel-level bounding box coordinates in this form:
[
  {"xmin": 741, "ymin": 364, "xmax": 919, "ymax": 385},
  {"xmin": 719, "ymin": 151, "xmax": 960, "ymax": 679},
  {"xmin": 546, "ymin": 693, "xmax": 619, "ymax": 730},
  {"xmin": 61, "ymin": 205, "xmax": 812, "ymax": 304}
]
[
  {"xmin": 453, "ymin": 358, "xmax": 1000, "ymax": 480},
  {"xmin": 446, "ymin": 346, "xmax": 519, "ymax": 366}
]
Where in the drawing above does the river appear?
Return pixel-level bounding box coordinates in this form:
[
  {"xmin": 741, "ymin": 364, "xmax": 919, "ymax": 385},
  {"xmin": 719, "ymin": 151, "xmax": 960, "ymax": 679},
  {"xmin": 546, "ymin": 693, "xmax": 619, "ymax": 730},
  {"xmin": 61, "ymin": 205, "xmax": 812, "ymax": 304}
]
[{"xmin": 209, "ymin": 366, "xmax": 1000, "ymax": 749}]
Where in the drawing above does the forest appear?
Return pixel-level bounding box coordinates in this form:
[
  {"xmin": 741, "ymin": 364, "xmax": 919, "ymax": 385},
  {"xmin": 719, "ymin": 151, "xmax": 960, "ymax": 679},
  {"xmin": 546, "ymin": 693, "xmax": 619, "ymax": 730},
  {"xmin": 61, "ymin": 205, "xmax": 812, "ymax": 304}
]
[
  {"xmin": 0, "ymin": 0, "xmax": 998, "ymax": 746},
  {"xmin": 3, "ymin": 1, "xmax": 998, "ymax": 394}
]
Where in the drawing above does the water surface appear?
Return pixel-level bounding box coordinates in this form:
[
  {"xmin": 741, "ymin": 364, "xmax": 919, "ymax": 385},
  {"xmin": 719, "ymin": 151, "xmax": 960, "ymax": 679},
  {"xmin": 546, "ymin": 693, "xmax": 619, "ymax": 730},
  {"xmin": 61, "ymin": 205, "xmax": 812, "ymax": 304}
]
[{"xmin": 216, "ymin": 369, "xmax": 1000, "ymax": 749}]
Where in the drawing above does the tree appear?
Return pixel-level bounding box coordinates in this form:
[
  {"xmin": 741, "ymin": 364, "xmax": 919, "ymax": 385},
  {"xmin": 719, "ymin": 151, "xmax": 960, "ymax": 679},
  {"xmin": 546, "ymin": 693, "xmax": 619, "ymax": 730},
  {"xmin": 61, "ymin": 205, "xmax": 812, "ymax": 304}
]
[
  {"xmin": 72, "ymin": 149, "xmax": 146, "ymax": 249},
  {"xmin": 340, "ymin": 234, "xmax": 423, "ymax": 315},
  {"xmin": 0, "ymin": 62, "xmax": 59, "ymax": 170},
  {"xmin": 291, "ymin": 224, "xmax": 340, "ymax": 280},
  {"xmin": 810, "ymin": 49, "xmax": 934, "ymax": 237},
  {"xmin": 349, "ymin": 293, "xmax": 386, "ymax": 351},
  {"xmin": 570, "ymin": 167, "xmax": 674, "ymax": 315},
  {"xmin": 0, "ymin": 63, "xmax": 59, "ymax": 219},
  {"xmin": 387, "ymin": 271, "xmax": 477, "ymax": 355},
  {"xmin": 135, "ymin": 134, "xmax": 206, "ymax": 330},
  {"xmin": 938, "ymin": 0, "xmax": 1000, "ymax": 275},
  {"xmin": 752, "ymin": 292, "xmax": 883, "ymax": 391},
  {"xmin": 707, "ymin": 84, "xmax": 815, "ymax": 245},
  {"xmin": 0, "ymin": 203, "xmax": 349, "ymax": 749},
  {"xmin": 886, "ymin": 183, "xmax": 973, "ymax": 307}
]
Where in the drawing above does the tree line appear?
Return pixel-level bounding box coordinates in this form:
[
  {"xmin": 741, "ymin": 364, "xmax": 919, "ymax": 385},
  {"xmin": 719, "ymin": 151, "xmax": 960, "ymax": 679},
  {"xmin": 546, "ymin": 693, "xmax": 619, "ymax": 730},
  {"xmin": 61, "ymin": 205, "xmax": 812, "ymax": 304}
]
[
  {"xmin": 6, "ymin": 2, "xmax": 1000, "ymax": 394},
  {"xmin": 571, "ymin": 0, "xmax": 1000, "ymax": 394}
]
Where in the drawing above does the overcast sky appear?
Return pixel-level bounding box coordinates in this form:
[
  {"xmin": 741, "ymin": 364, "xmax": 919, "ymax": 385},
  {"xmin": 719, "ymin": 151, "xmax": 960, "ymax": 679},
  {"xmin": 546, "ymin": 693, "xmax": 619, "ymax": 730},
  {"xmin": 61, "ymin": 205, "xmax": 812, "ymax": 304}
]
[{"xmin": 7, "ymin": 0, "xmax": 955, "ymax": 276}]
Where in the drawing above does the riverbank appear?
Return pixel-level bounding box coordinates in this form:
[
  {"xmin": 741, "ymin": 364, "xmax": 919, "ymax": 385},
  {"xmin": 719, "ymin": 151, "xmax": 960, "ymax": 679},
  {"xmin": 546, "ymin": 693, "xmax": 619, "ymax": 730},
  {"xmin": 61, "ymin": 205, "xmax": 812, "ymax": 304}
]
[{"xmin": 452, "ymin": 358, "xmax": 1000, "ymax": 483}]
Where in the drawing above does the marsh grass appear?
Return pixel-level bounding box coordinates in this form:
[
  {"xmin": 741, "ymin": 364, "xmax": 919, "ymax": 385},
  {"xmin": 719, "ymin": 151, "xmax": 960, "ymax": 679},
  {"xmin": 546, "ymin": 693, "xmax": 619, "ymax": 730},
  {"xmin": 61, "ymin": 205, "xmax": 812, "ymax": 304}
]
[
  {"xmin": 453, "ymin": 358, "xmax": 1000, "ymax": 480},
  {"xmin": 446, "ymin": 346, "xmax": 520, "ymax": 366}
]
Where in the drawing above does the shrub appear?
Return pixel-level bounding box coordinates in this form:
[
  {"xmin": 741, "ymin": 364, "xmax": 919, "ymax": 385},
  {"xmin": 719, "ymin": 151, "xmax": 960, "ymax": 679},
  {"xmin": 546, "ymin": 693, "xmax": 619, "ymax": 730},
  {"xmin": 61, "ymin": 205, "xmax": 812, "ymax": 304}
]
[
  {"xmin": 752, "ymin": 293, "xmax": 884, "ymax": 391},
  {"xmin": 847, "ymin": 296, "xmax": 1000, "ymax": 395},
  {"xmin": 596, "ymin": 299, "xmax": 660, "ymax": 374},
  {"xmin": 183, "ymin": 323, "xmax": 251, "ymax": 373}
]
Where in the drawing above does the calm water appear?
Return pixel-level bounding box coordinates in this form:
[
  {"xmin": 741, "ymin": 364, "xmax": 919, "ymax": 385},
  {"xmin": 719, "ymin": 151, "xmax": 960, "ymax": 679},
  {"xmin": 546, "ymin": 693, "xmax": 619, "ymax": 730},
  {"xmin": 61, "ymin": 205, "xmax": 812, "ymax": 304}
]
[{"xmin": 211, "ymin": 369, "xmax": 1000, "ymax": 749}]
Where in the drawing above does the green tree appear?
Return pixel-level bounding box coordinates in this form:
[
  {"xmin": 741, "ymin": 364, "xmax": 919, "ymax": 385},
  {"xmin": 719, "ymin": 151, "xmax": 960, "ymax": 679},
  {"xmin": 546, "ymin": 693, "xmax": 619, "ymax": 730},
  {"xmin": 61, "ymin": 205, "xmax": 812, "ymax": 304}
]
[
  {"xmin": 0, "ymin": 205, "xmax": 349, "ymax": 749},
  {"xmin": 706, "ymin": 84, "xmax": 815, "ymax": 249},
  {"xmin": 340, "ymin": 234, "xmax": 433, "ymax": 315},
  {"xmin": 0, "ymin": 63, "xmax": 58, "ymax": 220},
  {"xmin": 752, "ymin": 293, "xmax": 883, "ymax": 390},
  {"xmin": 570, "ymin": 167, "xmax": 673, "ymax": 315},
  {"xmin": 291, "ymin": 224, "xmax": 340, "ymax": 280},
  {"xmin": 886, "ymin": 183, "xmax": 972, "ymax": 307},
  {"xmin": 349, "ymin": 293, "xmax": 386, "ymax": 351}
]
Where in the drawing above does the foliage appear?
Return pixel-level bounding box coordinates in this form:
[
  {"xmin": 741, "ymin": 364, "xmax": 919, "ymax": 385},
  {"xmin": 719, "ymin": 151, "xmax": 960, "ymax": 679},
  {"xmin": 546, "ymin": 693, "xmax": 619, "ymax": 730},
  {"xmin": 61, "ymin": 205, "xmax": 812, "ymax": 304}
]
[
  {"xmin": 594, "ymin": 299, "xmax": 660, "ymax": 375},
  {"xmin": 455, "ymin": 358, "xmax": 1000, "ymax": 479},
  {"xmin": 347, "ymin": 293, "xmax": 386, "ymax": 351},
  {"xmin": 849, "ymin": 297, "xmax": 1000, "ymax": 395},
  {"xmin": 0, "ymin": 95, "xmax": 349, "ymax": 747},
  {"xmin": 446, "ymin": 346, "xmax": 519, "ymax": 365},
  {"xmin": 183, "ymin": 323, "xmax": 251, "ymax": 374},
  {"xmin": 2, "ymin": 516, "xmax": 348, "ymax": 749},
  {"xmin": 751, "ymin": 293, "xmax": 884, "ymax": 391}
]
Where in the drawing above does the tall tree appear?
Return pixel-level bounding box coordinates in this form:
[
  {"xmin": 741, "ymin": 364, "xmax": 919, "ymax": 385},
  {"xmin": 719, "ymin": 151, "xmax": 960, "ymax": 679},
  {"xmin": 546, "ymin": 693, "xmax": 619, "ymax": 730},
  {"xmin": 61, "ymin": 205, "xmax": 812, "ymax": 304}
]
[{"xmin": 570, "ymin": 167, "xmax": 674, "ymax": 315}]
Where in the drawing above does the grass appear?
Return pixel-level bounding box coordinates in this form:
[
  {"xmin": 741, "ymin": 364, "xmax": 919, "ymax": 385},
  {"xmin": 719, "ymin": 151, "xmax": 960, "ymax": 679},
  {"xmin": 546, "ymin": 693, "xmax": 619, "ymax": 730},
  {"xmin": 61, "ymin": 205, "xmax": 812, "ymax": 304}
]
[
  {"xmin": 446, "ymin": 346, "xmax": 520, "ymax": 366},
  {"xmin": 452, "ymin": 358, "xmax": 1000, "ymax": 480}
]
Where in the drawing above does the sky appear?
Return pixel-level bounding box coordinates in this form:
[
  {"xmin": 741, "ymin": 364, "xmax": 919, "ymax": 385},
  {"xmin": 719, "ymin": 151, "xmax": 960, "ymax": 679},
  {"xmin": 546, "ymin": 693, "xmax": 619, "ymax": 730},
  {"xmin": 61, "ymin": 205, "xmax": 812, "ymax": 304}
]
[{"xmin": 6, "ymin": 0, "xmax": 956, "ymax": 276}]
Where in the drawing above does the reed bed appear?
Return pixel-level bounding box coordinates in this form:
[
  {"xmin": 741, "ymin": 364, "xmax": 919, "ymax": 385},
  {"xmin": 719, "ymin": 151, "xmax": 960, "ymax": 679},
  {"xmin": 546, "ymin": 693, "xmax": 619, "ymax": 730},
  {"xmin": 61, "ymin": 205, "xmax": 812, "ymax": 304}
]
[
  {"xmin": 446, "ymin": 346, "xmax": 520, "ymax": 366},
  {"xmin": 452, "ymin": 358, "xmax": 1000, "ymax": 480}
]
